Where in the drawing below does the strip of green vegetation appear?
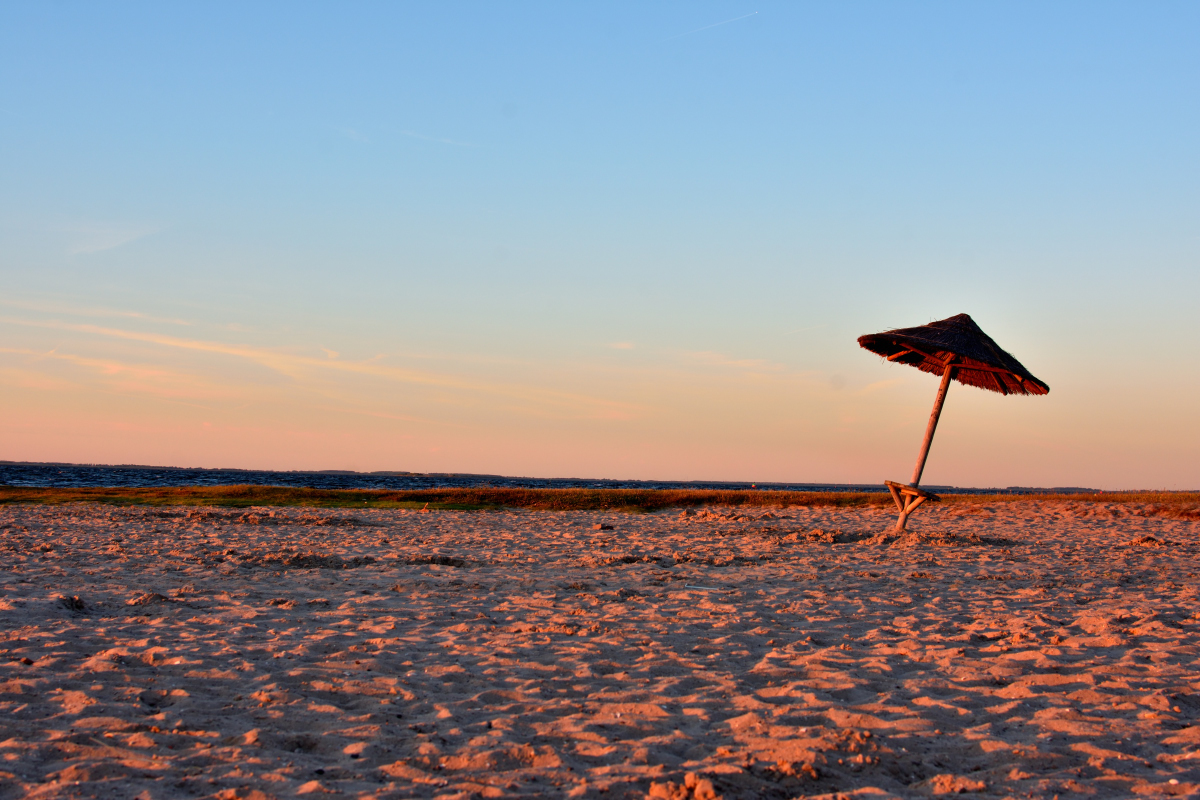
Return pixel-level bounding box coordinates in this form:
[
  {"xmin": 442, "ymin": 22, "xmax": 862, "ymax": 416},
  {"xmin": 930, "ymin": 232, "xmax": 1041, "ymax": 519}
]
[
  {"xmin": 935, "ymin": 491, "xmax": 1199, "ymax": 507},
  {"xmin": 0, "ymin": 485, "xmax": 880, "ymax": 511},
  {"xmin": 0, "ymin": 486, "xmax": 498, "ymax": 511},
  {"xmin": 0, "ymin": 485, "xmax": 1195, "ymax": 512}
]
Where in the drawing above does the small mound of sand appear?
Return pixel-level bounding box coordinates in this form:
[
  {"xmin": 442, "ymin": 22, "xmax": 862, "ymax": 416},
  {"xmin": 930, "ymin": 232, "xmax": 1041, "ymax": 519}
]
[
  {"xmin": 921, "ymin": 773, "xmax": 987, "ymax": 794},
  {"xmin": 801, "ymin": 528, "xmax": 876, "ymax": 544},
  {"xmin": 235, "ymin": 512, "xmax": 281, "ymax": 525},
  {"xmin": 1131, "ymin": 535, "xmax": 1177, "ymax": 547},
  {"xmin": 1135, "ymin": 504, "xmax": 1200, "ymax": 520},
  {"xmin": 167, "ymin": 508, "xmax": 379, "ymax": 527},
  {"xmin": 127, "ymin": 592, "xmax": 170, "ymax": 606},
  {"xmin": 648, "ymin": 773, "xmax": 721, "ymax": 799},
  {"xmin": 292, "ymin": 514, "xmax": 379, "ymax": 527},
  {"xmin": 237, "ymin": 511, "xmax": 375, "ymax": 526}
]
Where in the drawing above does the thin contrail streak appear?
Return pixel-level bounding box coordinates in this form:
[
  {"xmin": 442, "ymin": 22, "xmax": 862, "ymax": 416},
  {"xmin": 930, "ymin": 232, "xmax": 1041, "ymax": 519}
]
[{"xmin": 668, "ymin": 11, "xmax": 758, "ymax": 40}]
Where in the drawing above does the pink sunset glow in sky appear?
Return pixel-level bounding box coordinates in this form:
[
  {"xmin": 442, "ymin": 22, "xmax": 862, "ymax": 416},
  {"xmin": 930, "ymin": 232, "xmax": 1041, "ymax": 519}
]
[{"xmin": 2, "ymin": 3, "xmax": 1197, "ymax": 489}]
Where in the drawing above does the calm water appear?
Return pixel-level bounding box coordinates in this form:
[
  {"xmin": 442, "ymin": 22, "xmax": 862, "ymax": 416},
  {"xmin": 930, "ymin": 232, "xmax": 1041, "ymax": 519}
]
[
  {"xmin": 0, "ymin": 462, "xmax": 886, "ymax": 492},
  {"xmin": 0, "ymin": 463, "xmax": 1092, "ymax": 494}
]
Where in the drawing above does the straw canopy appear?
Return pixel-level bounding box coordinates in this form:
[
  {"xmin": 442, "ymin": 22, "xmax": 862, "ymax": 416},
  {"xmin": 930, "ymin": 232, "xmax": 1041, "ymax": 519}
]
[{"xmin": 858, "ymin": 313, "xmax": 1049, "ymax": 396}]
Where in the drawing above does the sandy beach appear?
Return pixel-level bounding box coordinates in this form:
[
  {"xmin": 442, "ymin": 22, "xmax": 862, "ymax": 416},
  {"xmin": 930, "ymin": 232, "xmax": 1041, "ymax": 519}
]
[{"xmin": 2, "ymin": 499, "xmax": 1199, "ymax": 799}]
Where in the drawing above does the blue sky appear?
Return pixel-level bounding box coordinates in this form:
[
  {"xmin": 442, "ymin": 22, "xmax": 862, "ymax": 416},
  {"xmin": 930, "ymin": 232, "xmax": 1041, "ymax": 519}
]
[{"xmin": 1, "ymin": 2, "xmax": 1197, "ymax": 487}]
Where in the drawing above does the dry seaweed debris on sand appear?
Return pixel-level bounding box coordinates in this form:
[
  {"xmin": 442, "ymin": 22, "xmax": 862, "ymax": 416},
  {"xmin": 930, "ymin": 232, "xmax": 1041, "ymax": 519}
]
[
  {"xmin": 56, "ymin": 595, "xmax": 86, "ymax": 612},
  {"xmin": 156, "ymin": 507, "xmax": 380, "ymax": 527},
  {"xmin": 787, "ymin": 527, "xmax": 1015, "ymax": 547},
  {"xmin": 872, "ymin": 529, "xmax": 1016, "ymax": 547},
  {"xmin": 405, "ymin": 554, "xmax": 467, "ymax": 567},
  {"xmin": 229, "ymin": 551, "xmax": 376, "ymax": 569}
]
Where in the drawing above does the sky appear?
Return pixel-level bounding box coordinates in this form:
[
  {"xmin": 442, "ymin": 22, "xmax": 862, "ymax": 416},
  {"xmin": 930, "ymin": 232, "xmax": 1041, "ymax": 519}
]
[{"xmin": 1, "ymin": 2, "xmax": 1197, "ymax": 489}]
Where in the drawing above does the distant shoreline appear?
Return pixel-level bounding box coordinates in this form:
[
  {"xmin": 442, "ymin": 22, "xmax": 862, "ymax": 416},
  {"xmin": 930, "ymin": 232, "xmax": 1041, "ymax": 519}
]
[{"xmin": 0, "ymin": 459, "xmax": 1122, "ymax": 494}]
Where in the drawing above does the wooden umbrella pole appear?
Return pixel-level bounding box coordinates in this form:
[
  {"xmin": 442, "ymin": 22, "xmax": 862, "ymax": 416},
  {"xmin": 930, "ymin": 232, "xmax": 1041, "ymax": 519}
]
[
  {"xmin": 911, "ymin": 361, "xmax": 955, "ymax": 485},
  {"xmin": 896, "ymin": 359, "xmax": 955, "ymax": 531}
]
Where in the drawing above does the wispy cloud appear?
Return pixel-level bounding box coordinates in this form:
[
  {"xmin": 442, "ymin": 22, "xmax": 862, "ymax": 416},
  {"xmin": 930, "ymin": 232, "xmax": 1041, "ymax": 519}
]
[
  {"xmin": 685, "ymin": 350, "xmax": 786, "ymax": 373},
  {"xmin": 0, "ymin": 346, "xmax": 230, "ymax": 401},
  {"xmin": 0, "ymin": 364, "xmax": 79, "ymax": 393},
  {"xmin": 0, "ymin": 317, "xmax": 639, "ymax": 419},
  {"xmin": 336, "ymin": 126, "xmax": 369, "ymax": 142},
  {"xmin": 399, "ymin": 129, "xmax": 480, "ymax": 148},
  {"xmin": 668, "ymin": 11, "xmax": 758, "ymax": 40},
  {"xmin": 65, "ymin": 222, "xmax": 157, "ymax": 255},
  {"xmin": 314, "ymin": 404, "xmax": 464, "ymax": 428},
  {"xmin": 785, "ymin": 323, "xmax": 826, "ymax": 335},
  {"xmin": 858, "ymin": 378, "xmax": 905, "ymax": 395},
  {"xmin": 608, "ymin": 342, "xmax": 635, "ymax": 350},
  {"xmin": 0, "ymin": 298, "xmax": 192, "ymax": 326}
]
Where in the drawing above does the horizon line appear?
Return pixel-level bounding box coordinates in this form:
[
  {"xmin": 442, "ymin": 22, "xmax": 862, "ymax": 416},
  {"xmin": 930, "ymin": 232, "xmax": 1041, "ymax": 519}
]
[{"xmin": 0, "ymin": 459, "xmax": 1161, "ymax": 494}]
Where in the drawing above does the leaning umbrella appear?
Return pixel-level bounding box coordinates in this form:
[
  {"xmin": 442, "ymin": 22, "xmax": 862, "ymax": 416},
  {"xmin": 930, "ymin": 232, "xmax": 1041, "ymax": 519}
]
[{"xmin": 858, "ymin": 313, "xmax": 1049, "ymax": 531}]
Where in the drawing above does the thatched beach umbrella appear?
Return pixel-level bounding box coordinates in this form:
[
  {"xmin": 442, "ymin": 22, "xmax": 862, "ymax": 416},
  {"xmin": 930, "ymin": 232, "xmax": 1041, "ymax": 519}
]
[{"xmin": 858, "ymin": 313, "xmax": 1048, "ymax": 530}]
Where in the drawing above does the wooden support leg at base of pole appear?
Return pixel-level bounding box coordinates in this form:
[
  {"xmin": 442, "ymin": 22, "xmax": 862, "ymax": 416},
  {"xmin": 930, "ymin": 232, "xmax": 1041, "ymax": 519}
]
[
  {"xmin": 884, "ymin": 481, "xmax": 940, "ymax": 531},
  {"xmin": 894, "ymin": 493, "xmax": 927, "ymax": 532}
]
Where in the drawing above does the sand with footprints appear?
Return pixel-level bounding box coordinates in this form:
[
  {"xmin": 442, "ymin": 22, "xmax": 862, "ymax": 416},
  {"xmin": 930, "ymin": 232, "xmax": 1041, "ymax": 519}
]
[{"xmin": 2, "ymin": 500, "xmax": 1199, "ymax": 798}]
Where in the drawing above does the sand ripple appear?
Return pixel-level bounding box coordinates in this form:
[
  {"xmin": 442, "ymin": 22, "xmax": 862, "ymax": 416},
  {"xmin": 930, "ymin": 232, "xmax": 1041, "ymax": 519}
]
[{"xmin": 1, "ymin": 501, "xmax": 1198, "ymax": 798}]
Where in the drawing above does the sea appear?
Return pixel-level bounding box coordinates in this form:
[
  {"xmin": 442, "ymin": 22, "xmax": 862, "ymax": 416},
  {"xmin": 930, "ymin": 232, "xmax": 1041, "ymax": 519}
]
[{"xmin": 0, "ymin": 462, "xmax": 1094, "ymax": 494}]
